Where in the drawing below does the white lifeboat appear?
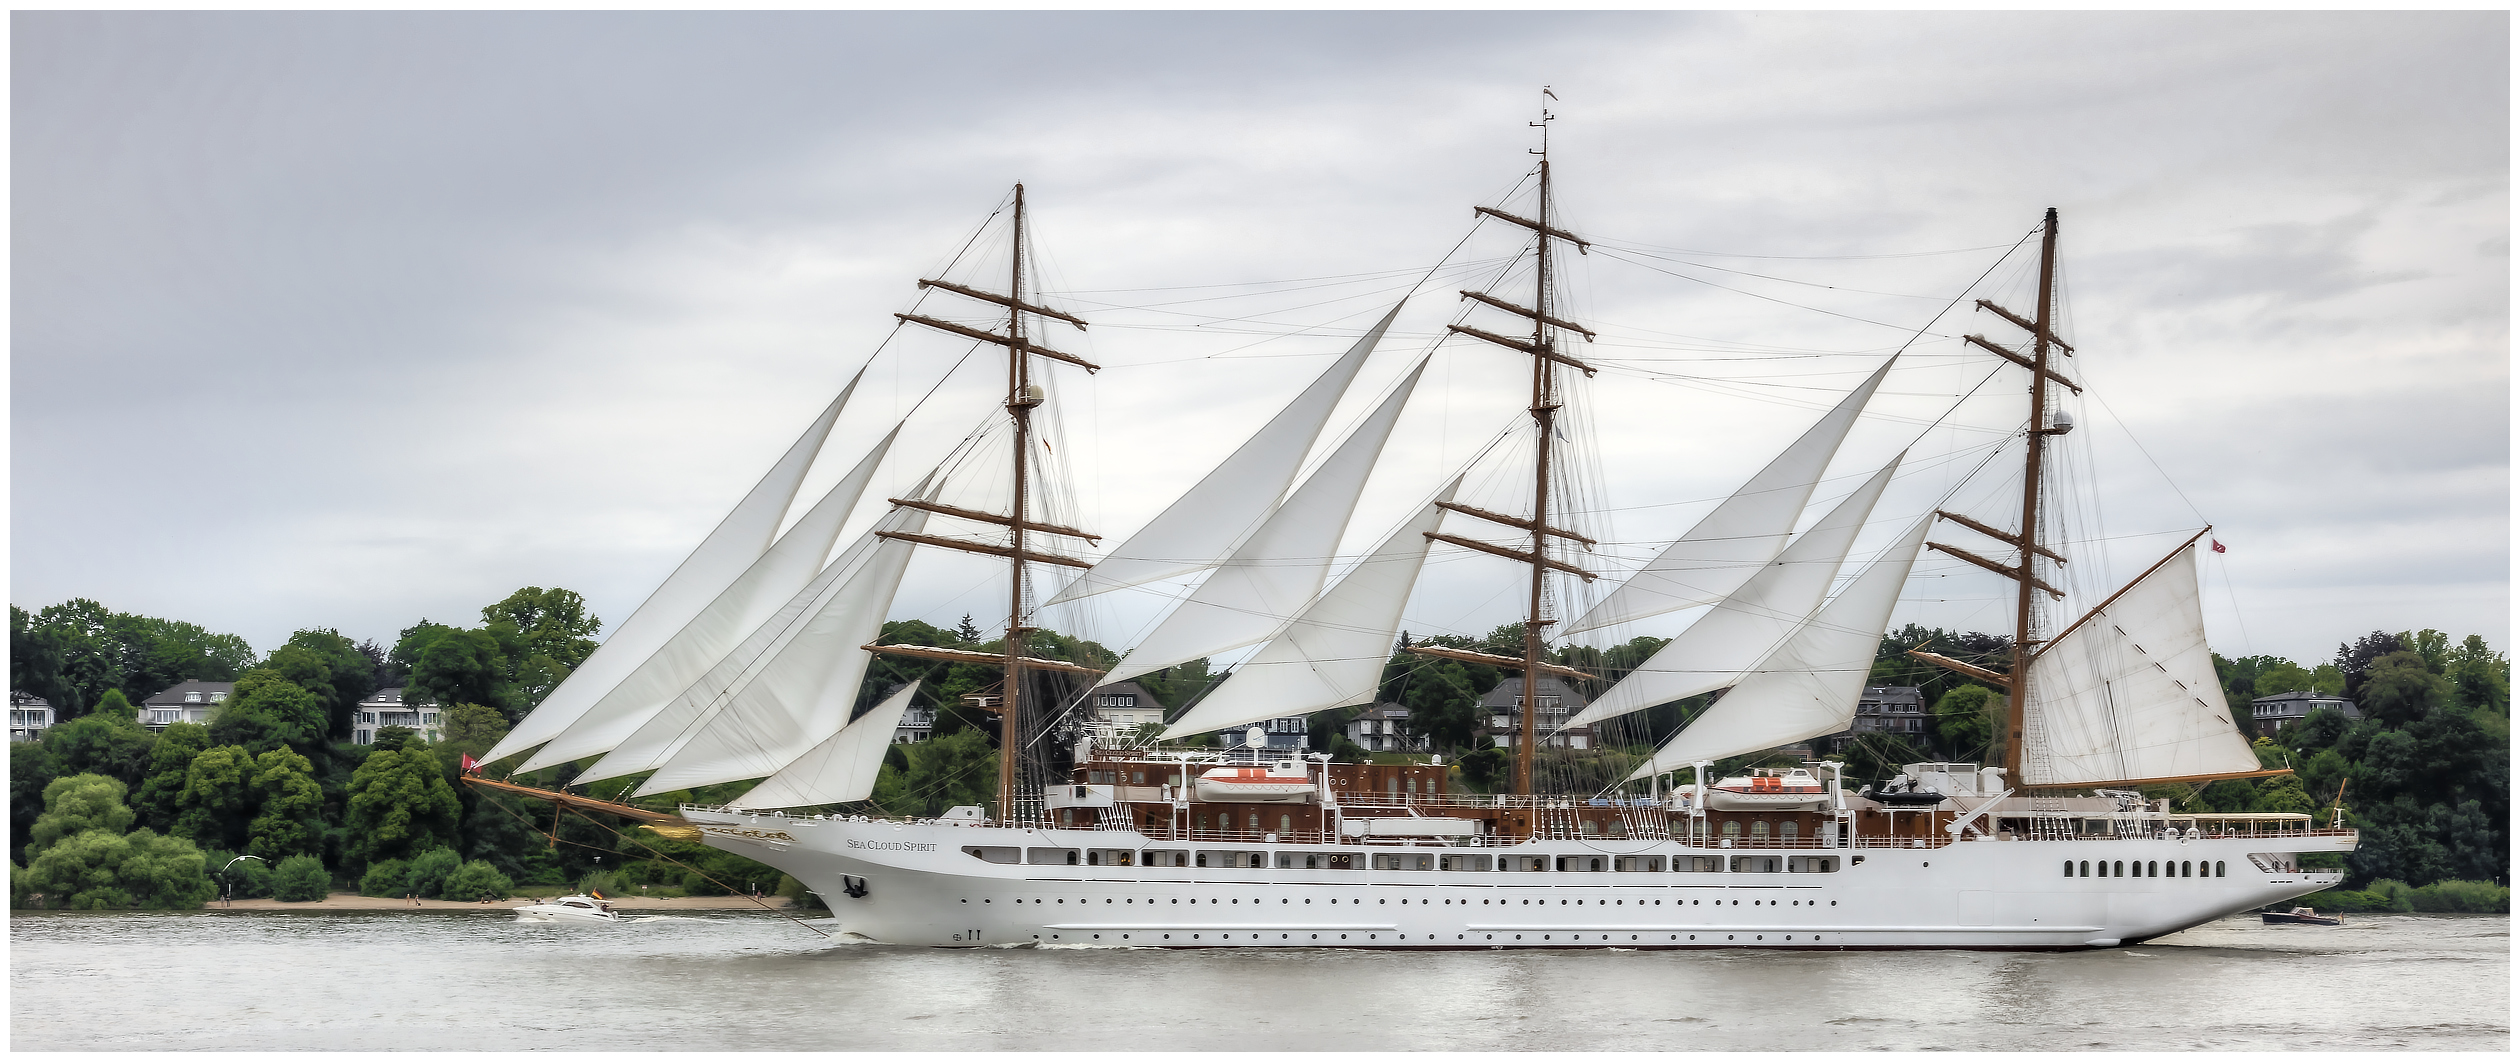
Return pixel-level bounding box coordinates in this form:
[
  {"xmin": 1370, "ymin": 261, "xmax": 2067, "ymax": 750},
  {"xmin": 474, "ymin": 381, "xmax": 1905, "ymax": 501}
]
[
  {"xmin": 1195, "ymin": 760, "xmax": 1317, "ymax": 803},
  {"xmin": 1704, "ymin": 767, "xmax": 1830, "ymax": 812}
]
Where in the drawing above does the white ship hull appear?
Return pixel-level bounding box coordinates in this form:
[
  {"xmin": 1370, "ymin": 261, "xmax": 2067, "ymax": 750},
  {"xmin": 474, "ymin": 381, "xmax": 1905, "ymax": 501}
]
[{"xmin": 685, "ymin": 809, "xmax": 2351, "ymax": 950}]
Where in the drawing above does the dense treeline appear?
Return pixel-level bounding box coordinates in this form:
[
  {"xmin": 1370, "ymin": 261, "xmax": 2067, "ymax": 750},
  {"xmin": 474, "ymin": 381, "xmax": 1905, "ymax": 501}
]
[{"xmin": 10, "ymin": 591, "xmax": 795, "ymax": 910}]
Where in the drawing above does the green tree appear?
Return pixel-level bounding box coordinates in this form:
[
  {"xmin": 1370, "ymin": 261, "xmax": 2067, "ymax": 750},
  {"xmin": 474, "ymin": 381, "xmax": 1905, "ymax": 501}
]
[
  {"xmin": 442, "ymin": 859, "xmax": 514, "ymax": 902},
  {"xmin": 42, "ymin": 711, "xmax": 155, "ymax": 789},
  {"xmin": 1929, "ymin": 685, "xmax": 1998, "ymax": 754},
  {"xmin": 27, "ymin": 774, "xmax": 137, "ymax": 856},
  {"xmin": 404, "ymin": 847, "xmax": 463, "ymax": 899},
  {"xmin": 23, "ymin": 829, "xmax": 137, "ymax": 908},
  {"xmin": 2447, "ymin": 634, "xmax": 2509, "ymax": 715},
  {"xmin": 360, "ymin": 858, "xmax": 413, "ymax": 898},
  {"xmin": 130, "ymin": 722, "xmax": 212, "ymax": 832},
  {"xmin": 868, "ymin": 728, "xmax": 997, "ymax": 818},
  {"xmin": 246, "ymin": 747, "xmax": 325, "ymax": 862},
  {"xmin": 345, "ymin": 743, "xmax": 462, "ymax": 868},
  {"xmin": 437, "ymin": 703, "xmax": 511, "ymax": 760},
  {"xmin": 10, "ymin": 742, "xmax": 60, "ymax": 863},
  {"xmin": 480, "ymin": 587, "xmax": 603, "ymax": 712},
  {"xmin": 90, "ymin": 689, "xmax": 140, "ymax": 727},
  {"xmin": 270, "ymin": 854, "xmax": 331, "ymax": 901},
  {"xmin": 2358, "ymin": 650, "xmax": 2452, "ymax": 727},
  {"xmin": 173, "ymin": 745, "xmax": 257, "ymax": 853},
  {"xmin": 207, "ymin": 668, "xmax": 327, "ymax": 754},
  {"xmin": 273, "ymin": 629, "xmax": 380, "ymax": 737},
  {"xmin": 2251, "ymin": 773, "xmax": 2316, "ymax": 814},
  {"xmin": 399, "ymin": 624, "xmax": 510, "ymax": 717}
]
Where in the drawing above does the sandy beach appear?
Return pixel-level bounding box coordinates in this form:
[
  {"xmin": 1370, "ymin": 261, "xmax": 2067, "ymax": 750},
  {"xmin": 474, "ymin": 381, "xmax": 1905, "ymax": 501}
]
[{"xmin": 214, "ymin": 891, "xmax": 796, "ymax": 912}]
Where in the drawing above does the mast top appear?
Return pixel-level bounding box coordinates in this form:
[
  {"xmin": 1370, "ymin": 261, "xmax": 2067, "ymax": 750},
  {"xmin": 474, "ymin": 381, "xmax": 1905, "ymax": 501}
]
[{"xmin": 1531, "ymin": 86, "xmax": 1557, "ymax": 157}]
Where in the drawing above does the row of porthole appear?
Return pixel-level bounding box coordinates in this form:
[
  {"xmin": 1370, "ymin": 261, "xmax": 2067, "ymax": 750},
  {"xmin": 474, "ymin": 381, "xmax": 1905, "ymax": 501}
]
[
  {"xmin": 2067, "ymin": 859, "xmax": 2224, "ymax": 878},
  {"xmin": 968, "ymin": 896, "xmax": 1840, "ymax": 907},
  {"xmin": 1031, "ymin": 932, "xmax": 1810, "ymax": 944}
]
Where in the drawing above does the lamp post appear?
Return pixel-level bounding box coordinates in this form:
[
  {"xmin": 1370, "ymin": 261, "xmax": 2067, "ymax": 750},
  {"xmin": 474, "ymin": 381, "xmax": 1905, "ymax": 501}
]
[{"xmin": 220, "ymin": 855, "xmax": 264, "ymax": 907}]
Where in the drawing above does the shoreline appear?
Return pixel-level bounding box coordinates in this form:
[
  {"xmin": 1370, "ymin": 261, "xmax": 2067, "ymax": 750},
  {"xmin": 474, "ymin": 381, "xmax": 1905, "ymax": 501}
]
[{"xmin": 208, "ymin": 891, "xmax": 797, "ymax": 912}]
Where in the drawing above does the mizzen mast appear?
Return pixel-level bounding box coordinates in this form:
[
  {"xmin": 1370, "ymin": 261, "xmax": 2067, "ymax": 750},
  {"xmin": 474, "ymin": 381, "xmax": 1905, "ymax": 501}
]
[
  {"xmin": 1921, "ymin": 207, "xmax": 2072, "ymax": 779},
  {"xmin": 884, "ymin": 184, "xmax": 1100, "ymax": 821},
  {"xmin": 1424, "ymin": 91, "xmax": 1601, "ymax": 810}
]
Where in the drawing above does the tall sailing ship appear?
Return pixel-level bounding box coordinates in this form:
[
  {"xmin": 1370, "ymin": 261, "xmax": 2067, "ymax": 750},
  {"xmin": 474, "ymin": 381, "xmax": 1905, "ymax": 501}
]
[{"xmin": 477, "ymin": 117, "xmax": 2354, "ymax": 949}]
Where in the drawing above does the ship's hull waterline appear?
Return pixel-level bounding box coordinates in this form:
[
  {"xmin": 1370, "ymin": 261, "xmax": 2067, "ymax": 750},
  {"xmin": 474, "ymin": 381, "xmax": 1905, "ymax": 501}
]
[{"xmin": 684, "ymin": 809, "xmax": 2350, "ymax": 950}]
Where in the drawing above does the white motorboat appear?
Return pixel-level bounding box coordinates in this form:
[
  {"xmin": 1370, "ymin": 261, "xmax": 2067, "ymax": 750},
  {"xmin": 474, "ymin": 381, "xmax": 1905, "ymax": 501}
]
[
  {"xmin": 1704, "ymin": 767, "xmax": 1831, "ymax": 812},
  {"xmin": 1195, "ymin": 760, "xmax": 1319, "ymax": 803},
  {"xmin": 512, "ymin": 894, "xmax": 619, "ymax": 923}
]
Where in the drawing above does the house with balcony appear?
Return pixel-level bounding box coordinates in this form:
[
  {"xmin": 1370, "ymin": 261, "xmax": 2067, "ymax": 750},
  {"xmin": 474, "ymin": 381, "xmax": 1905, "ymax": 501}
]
[
  {"xmin": 1480, "ymin": 676, "xmax": 1596, "ymax": 750},
  {"xmin": 1219, "ymin": 715, "xmax": 1310, "ymax": 750},
  {"xmin": 2249, "ymin": 690, "xmax": 2360, "ymax": 732},
  {"xmin": 11, "ymin": 692, "xmax": 56, "ymax": 743},
  {"xmin": 354, "ymin": 688, "xmax": 444, "ymax": 745},
  {"xmin": 140, "ymin": 680, "xmax": 233, "ymax": 732},
  {"xmin": 1347, "ymin": 702, "xmax": 1426, "ymax": 752},
  {"xmin": 1086, "ymin": 680, "xmax": 1166, "ymax": 731},
  {"xmin": 1813, "ymin": 686, "xmax": 1926, "ymax": 754}
]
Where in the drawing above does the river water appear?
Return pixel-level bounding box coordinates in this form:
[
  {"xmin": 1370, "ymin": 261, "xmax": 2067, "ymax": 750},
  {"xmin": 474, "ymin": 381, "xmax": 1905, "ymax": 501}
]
[{"xmin": 9, "ymin": 908, "xmax": 2506, "ymax": 1051}]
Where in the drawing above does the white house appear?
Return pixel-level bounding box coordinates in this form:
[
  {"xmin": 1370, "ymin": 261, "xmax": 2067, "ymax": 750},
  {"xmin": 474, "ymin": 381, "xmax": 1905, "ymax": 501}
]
[
  {"xmin": 10, "ymin": 691, "xmax": 56, "ymax": 743},
  {"xmin": 354, "ymin": 687, "xmax": 444, "ymax": 745},
  {"xmin": 1347, "ymin": 702, "xmax": 1426, "ymax": 752},
  {"xmin": 140, "ymin": 680, "xmax": 233, "ymax": 732}
]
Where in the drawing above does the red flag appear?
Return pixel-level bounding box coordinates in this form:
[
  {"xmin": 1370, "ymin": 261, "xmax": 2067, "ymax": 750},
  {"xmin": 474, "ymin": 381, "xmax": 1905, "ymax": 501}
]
[
  {"xmin": 2210, "ymin": 539, "xmax": 2226, "ymax": 554},
  {"xmin": 460, "ymin": 753, "xmax": 481, "ymax": 774}
]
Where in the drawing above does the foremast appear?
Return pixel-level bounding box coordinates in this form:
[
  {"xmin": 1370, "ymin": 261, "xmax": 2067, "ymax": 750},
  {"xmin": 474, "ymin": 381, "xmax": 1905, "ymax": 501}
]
[{"xmin": 883, "ymin": 184, "xmax": 1101, "ymax": 822}]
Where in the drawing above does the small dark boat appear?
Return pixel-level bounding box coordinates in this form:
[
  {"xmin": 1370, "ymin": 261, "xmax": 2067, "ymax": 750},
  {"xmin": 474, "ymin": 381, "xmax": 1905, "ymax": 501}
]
[
  {"xmin": 2261, "ymin": 906, "xmax": 2343, "ymax": 926},
  {"xmin": 1860, "ymin": 783, "xmax": 1949, "ymax": 807}
]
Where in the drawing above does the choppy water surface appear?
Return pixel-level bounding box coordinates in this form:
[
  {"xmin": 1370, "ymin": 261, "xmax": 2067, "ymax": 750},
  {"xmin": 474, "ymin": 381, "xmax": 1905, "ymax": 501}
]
[{"xmin": 10, "ymin": 908, "xmax": 2506, "ymax": 1051}]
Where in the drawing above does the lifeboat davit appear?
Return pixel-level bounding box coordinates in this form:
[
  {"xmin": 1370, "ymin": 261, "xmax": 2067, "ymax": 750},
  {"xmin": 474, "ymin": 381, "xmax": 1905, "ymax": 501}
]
[
  {"xmin": 1704, "ymin": 767, "xmax": 1830, "ymax": 811},
  {"xmin": 1195, "ymin": 762, "xmax": 1317, "ymax": 803}
]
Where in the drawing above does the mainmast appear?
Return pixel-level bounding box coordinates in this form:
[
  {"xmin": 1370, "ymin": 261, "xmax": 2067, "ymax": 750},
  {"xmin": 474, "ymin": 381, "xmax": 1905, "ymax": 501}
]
[
  {"xmin": 1419, "ymin": 91, "xmax": 1603, "ymax": 817},
  {"xmin": 880, "ymin": 184, "xmax": 1103, "ymax": 822}
]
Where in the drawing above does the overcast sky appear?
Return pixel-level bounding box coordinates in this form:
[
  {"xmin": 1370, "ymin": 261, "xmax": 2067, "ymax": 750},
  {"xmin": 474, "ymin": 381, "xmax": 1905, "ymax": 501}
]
[{"xmin": 14, "ymin": 11, "xmax": 2507, "ymax": 674}]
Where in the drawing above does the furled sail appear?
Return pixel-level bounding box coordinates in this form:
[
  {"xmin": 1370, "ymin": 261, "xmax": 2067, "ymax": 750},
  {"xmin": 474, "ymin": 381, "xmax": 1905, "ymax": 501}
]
[
  {"xmin": 515, "ymin": 425, "xmax": 902, "ymax": 773},
  {"xmin": 732, "ymin": 681, "xmax": 923, "ymax": 809},
  {"xmin": 2019, "ymin": 542, "xmax": 2258, "ymax": 786},
  {"xmin": 1159, "ymin": 477, "xmax": 1461, "ymax": 738},
  {"xmin": 1043, "ymin": 303, "xmax": 1402, "ymax": 606},
  {"xmin": 1565, "ymin": 357, "xmax": 1894, "ymax": 635},
  {"xmin": 628, "ymin": 503, "xmax": 927, "ymax": 795},
  {"xmin": 486, "ymin": 372, "xmax": 862, "ymax": 765},
  {"xmin": 1627, "ymin": 512, "xmax": 1932, "ymax": 779},
  {"xmin": 1563, "ymin": 453, "xmax": 1902, "ymax": 731},
  {"xmin": 571, "ymin": 491, "xmax": 928, "ymax": 787},
  {"xmin": 1102, "ymin": 357, "xmax": 1429, "ymax": 685}
]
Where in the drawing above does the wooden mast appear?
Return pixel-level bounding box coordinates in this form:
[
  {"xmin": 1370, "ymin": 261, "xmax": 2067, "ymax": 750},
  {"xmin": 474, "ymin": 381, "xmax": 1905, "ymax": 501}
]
[
  {"xmin": 1001, "ymin": 183, "xmax": 1033, "ymax": 822},
  {"xmin": 880, "ymin": 184, "xmax": 1099, "ymax": 824},
  {"xmin": 2002, "ymin": 207, "xmax": 2062, "ymax": 780},
  {"xmin": 1520, "ymin": 150, "xmax": 1557, "ymax": 801}
]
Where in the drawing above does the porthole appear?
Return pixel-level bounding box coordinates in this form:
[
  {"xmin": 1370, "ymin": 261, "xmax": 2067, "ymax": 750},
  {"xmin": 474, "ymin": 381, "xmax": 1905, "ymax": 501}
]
[{"xmin": 961, "ymin": 899, "xmax": 968, "ymax": 903}]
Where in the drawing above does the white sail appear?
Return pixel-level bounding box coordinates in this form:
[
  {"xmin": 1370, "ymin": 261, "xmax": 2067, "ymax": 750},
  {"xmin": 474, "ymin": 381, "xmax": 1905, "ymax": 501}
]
[
  {"xmin": 1628, "ymin": 512, "xmax": 1932, "ymax": 779},
  {"xmin": 1565, "ymin": 357, "xmax": 1894, "ymax": 635},
  {"xmin": 2020, "ymin": 544, "xmax": 2258, "ymax": 786},
  {"xmin": 629, "ymin": 505, "xmax": 927, "ymax": 795},
  {"xmin": 1103, "ymin": 358, "xmax": 1429, "ymax": 685},
  {"xmin": 1159, "ymin": 478, "xmax": 1459, "ymax": 738},
  {"xmin": 1043, "ymin": 303, "xmax": 1402, "ymax": 606},
  {"xmin": 1564, "ymin": 453, "xmax": 1902, "ymax": 731},
  {"xmin": 733, "ymin": 681, "xmax": 923, "ymax": 809},
  {"xmin": 572, "ymin": 494, "xmax": 928, "ymax": 786},
  {"xmin": 486, "ymin": 373, "xmax": 860, "ymax": 764},
  {"xmin": 515, "ymin": 425, "xmax": 901, "ymax": 773}
]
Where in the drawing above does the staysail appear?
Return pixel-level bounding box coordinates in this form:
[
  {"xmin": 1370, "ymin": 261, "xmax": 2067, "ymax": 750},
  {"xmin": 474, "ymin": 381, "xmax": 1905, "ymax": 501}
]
[
  {"xmin": 1628, "ymin": 512, "xmax": 1933, "ymax": 779},
  {"xmin": 2019, "ymin": 541, "xmax": 2259, "ymax": 786},
  {"xmin": 1563, "ymin": 452, "xmax": 1902, "ymax": 731},
  {"xmin": 628, "ymin": 502, "xmax": 927, "ymax": 795},
  {"xmin": 731, "ymin": 681, "xmax": 924, "ymax": 809},
  {"xmin": 1564, "ymin": 357, "xmax": 1894, "ymax": 635},
  {"xmin": 1102, "ymin": 358, "xmax": 1429, "ymax": 685},
  {"xmin": 1043, "ymin": 303, "xmax": 1402, "ymax": 606},
  {"xmin": 1158, "ymin": 477, "xmax": 1461, "ymax": 738},
  {"xmin": 486, "ymin": 372, "xmax": 862, "ymax": 764},
  {"xmin": 516, "ymin": 425, "xmax": 901, "ymax": 773}
]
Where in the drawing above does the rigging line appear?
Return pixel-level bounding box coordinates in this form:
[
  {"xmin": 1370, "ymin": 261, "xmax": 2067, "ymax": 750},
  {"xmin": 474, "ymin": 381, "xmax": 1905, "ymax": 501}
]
[
  {"xmin": 2079, "ymin": 383, "xmax": 2211, "ymax": 527},
  {"xmin": 1595, "ymin": 246, "xmax": 1960, "ymax": 301},
  {"xmin": 1590, "ymin": 236, "xmax": 2023, "ymax": 262}
]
